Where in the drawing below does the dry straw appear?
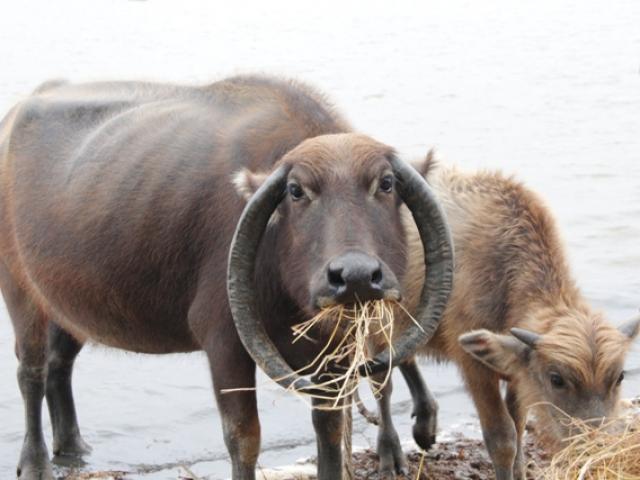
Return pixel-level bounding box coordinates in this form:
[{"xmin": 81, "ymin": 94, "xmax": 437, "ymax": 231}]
[
  {"xmin": 284, "ymin": 300, "xmax": 409, "ymax": 409},
  {"xmin": 541, "ymin": 404, "xmax": 640, "ymax": 480},
  {"xmin": 223, "ymin": 299, "xmax": 420, "ymax": 410}
]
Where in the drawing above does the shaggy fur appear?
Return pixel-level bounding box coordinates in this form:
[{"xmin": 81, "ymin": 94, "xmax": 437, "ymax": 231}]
[{"xmin": 374, "ymin": 154, "xmax": 639, "ymax": 480}]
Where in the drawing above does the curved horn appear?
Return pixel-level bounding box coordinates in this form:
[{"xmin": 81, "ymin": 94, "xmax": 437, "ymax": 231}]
[
  {"xmin": 360, "ymin": 155, "xmax": 455, "ymax": 375},
  {"xmin": 510, "ymin": 328, "xmax": 541, "ymax": 348},
  {"xmin": 227, "ymin": 164, "xmax": 315, "ymax": 393},
  {"xmin": 228, "ymin": 156, "xmax": 455, "ymax": 391}
]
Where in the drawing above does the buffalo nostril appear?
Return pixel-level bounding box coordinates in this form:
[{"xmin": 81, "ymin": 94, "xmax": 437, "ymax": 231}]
[
  {"xmin": 328, "ymin": 266, "xmax": 345, "ymax": 288},
  {"xmin": 371, "ymin": 268, "xmax": 382, "ymax": 285}
]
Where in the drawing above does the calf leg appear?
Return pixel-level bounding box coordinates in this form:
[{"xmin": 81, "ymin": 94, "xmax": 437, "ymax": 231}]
[
  {"xmin": 461, "ymin": 359, "xmax": 517, "ymax": 480},
  {"xmin": 45, "ymin": 323, "xmax": 91, "ymax": 457},
  {"xmin": 373, "ymin": 374, "xmax": 408, "ymax": 479},
  {"xmin": 399, "ymin": 358, "xmax": 438, "ymax": 450},
  {"xmin": 2, "ymin": 277, "xmax": 54, "ymax": 480},
  {"xmin": 505, "ymin": 385, "xmax": 526, "ymax": 480}
]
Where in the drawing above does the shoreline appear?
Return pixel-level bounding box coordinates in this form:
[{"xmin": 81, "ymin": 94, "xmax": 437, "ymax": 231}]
[{"xmin": 61, "ymin": 398, "xmax": 640, "ymax": 480}]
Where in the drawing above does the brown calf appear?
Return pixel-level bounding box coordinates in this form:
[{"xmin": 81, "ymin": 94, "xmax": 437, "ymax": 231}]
[{"xmin": 370, "ymin": 154, "xmax": 639, "ymax": 480}]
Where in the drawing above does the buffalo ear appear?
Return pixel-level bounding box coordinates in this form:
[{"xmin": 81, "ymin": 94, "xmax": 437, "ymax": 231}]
[
  {"xmin": 409, "ymin": 148, "xmax": 438, "ymax": 179},
  {"xmin": 459, "ymin": 329, "xmax": 531, "ymax": 377},
  {"xmin": 232, "ymin": 168, "xmax": 269, "ymax": 200},
  {"xmin": 618, "ymin": 314, "xmax": 640, "ymax": 341}
]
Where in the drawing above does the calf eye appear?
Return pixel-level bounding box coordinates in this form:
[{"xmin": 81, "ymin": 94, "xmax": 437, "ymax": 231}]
[
  {"xmin": 379, "ymin": 175, "xmax": 394, "ymax": 193},
  {"xmin": 549, "ymin": 372, "xmax": 565, "ymax": 388},
  {"xmin": 616, "ymin": 372, "xmax": 625, "ymax": 386},
  {"xmin": 288, "ymin": 183, "xmax": 305, "ymax": 201}
]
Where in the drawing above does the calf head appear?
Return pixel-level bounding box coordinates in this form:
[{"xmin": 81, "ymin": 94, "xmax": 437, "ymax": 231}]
[
  {"xmin": 235, "ymin": 133, "xmax": 405, "ymax": 314},
  {"xmin": 460, "ymin": 310, "xmax": 640, "ymax": 442}
]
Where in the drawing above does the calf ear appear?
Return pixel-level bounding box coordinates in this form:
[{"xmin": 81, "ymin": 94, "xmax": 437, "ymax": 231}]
[
  {"xmin": 459, "ymin": 329, "xmax": 530, "ymax": 376},
  {"xmin": 618, "ymin": 314, "xmax": 640, "ymax": 341},
  {"xmin": 232, "ymin": 168, "xmax": 269, "ymax": 200}
]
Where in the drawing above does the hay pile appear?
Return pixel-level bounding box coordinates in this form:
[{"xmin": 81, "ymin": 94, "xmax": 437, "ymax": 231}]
[{"xmin": 542, "ymin": 403, "xmax": 640, "ymax": 480}]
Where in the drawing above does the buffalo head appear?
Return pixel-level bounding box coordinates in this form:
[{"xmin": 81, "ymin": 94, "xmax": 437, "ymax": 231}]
[{"xmin": 228, "ymin": 132, "xmax": 454, "ymax": 392}]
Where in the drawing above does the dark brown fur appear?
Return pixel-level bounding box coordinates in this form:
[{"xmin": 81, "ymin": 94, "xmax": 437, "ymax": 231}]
[{"xmin": 0, "ymin": 76, "xmax": 409, "ymax": 480}]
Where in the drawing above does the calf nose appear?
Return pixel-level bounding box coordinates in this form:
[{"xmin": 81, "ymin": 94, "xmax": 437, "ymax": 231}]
[{"xmin": 327, "ymin": 252, "xmax": 384, "ymax": 302}]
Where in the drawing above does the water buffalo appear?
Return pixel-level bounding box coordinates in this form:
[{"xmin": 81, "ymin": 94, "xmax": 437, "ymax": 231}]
[
  {"xmin": 0, "ymin": 76, "xmax": 453, "ymax": 480},
  {"xmin": 366, "ymin": 153, "xmax": 639, "ymax": 480}
]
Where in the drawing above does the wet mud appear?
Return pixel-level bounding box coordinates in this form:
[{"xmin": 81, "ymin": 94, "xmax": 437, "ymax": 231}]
[
  {"xmin": 59, "ymin": 432, "xmax": 550, "ymax": 480},
  {"xmin": 352, "ymin": 433, "xmax": 549, "ymax": 480}
]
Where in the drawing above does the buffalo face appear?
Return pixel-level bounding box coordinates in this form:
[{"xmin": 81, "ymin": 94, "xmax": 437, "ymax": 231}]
[{"xmin": 236, "ymin": 133, "xmax": 406, "ymax": 315}]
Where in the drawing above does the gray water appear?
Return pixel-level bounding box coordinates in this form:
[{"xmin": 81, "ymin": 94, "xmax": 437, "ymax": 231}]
[{"xmin": 0, "ymin": 0, "xmax": 639, "ymax": 478}]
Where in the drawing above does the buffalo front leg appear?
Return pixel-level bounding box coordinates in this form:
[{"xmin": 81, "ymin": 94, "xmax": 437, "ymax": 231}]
[
  {"xmin": 311, "ymin": 397, "xmax": 344, "ymax": 480},
  {"xmin": 207, "ymin": 345, "xmax": 260, "ymax": 480},
  {"xmin": 2, "ymin": 274, "xmax": 54, "ymax": 480},
  {"xmin": 461, "ymin": 359, "xmax": 517, "ymax": 480},
  {"xmin": 45, "ymin": 322, "xmax": 91, "ymax": 458},
  {"xmin": 505, "ymin": 384, "xmax": 526, "ymax": 480},
  {"xmin": 373, "ymin": 374, "xmax": 408, "ymax": 479},
  {"xmin": 399, "ymin": 358, "xmax": 438, "ymax": 450}
]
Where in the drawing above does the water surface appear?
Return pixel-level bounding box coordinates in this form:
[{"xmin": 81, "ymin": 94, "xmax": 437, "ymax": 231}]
[{"xmin": 0, "ymin": 1, "xmax": 639, "ymax": 478}]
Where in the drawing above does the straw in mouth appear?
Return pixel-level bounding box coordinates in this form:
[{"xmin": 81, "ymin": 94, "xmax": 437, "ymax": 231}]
[
  {"xmin": 222, "ymin": 299, "xmax": 423, "ymax": 411},
  {"xmin": 284, "ymin": 299, "xmax": 424, "ymax": 410}
]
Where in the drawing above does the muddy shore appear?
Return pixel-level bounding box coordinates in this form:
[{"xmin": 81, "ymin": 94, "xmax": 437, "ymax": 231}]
[
  {"xmin": 59, "ymin": 432, "xmax": 550, "ymax": 480},
  {"xmin": 351, "ymin": 433, "xmax": 549, "ymax": 480}
]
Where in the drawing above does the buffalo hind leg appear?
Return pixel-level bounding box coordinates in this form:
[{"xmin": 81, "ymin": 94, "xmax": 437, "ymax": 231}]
[
  {"xmin": 399, "ymin": 358, "xmax": 438, "ymax": 450},
  {"xmin": 45, "ymin": 323, "xmax": 91, "ymax": 458},
  {"xmin": 374, "ymin": 373, "xmax": 408, "ymax": 479},
  {"xmin": 505, "ymin": 384, "xmax": 526, "ymax": 480},
  {"xmin": 2, "ymin": 275, "xmax": 54, "ymax": 480},
  {"xmin": 373, "ymin": 359, "xmax": 437, "ymax": 478},
  {"xmin": 462, "ymin": 358, "xmax": 517, "ymax": 480}
]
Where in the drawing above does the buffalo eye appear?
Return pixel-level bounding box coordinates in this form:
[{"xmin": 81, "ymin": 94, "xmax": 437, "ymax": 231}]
[
  {"xmin": 379, "ymin": 175, "xmax": 394, "ymax": 193},
  {"xmin": 549, "ymin": 372, "xmax": 565, "ymax": 388},
  {"xmin": 288, "ymin": 183, "xmax": 305, "ymax": 201},
  {"xmin": 616, "ymin": 371, "xmax": 625, "ymax": 386}
]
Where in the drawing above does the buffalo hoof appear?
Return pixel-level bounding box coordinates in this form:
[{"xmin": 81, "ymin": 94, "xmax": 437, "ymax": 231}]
[
  {"xmin": 377, "ymin": 428, "xmax": 408, "ymax": 479},
  {"xmin": 16, "ymin": 465, "xmax": 54, "ymax": 480},
  {"xmin": 411, "ymin": 404, "xmax": 438, "ymax": 451},
  {"xmin": 17, "ymin": 447, "xmax": 54, "ymax": 480},
  {"xmin": 412, "ymin": 420, "xmax": 437, "ymax": 451},
  {"xmin": 53, "ymin": 434, "xmax": 92, "ymax": 458}
]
